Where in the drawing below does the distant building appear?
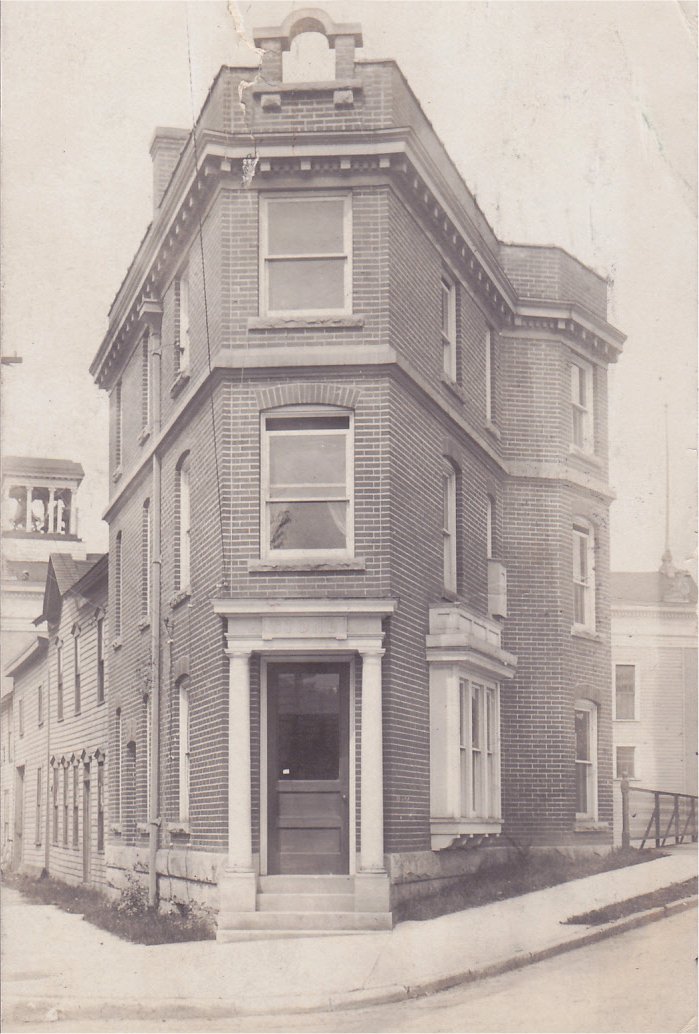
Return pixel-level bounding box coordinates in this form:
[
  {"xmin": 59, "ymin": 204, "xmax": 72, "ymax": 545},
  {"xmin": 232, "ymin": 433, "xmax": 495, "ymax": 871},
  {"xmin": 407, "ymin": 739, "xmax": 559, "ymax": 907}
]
[
  {"xmin": 87, "ymin": 7, "xmax": 625, "ymax": 936},
  {"xmin": 611, "ymin": 551, "xmax": 698, "ymax": 839},
  {"xmin": 2, "ymin": 553, "xmax": 108, "ymax": 882}
]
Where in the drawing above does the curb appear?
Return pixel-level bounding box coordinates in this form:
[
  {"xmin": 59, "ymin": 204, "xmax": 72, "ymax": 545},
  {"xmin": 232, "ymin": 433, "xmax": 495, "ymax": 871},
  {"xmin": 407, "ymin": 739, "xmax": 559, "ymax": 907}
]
[{"xmin": 3, "ymin": 895, "xmax": 696, "ymax": 1026}]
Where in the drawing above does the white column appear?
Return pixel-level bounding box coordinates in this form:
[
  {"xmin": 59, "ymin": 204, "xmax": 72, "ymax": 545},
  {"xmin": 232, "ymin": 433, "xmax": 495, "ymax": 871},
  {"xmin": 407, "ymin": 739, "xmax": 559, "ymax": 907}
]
[
  {"xmin": 360, "ymin": 648, "xmax": 386, "ymax": 872},
  {"xmin": 225, "ymin": 647, "xmax": 253, "ymax": 872}
]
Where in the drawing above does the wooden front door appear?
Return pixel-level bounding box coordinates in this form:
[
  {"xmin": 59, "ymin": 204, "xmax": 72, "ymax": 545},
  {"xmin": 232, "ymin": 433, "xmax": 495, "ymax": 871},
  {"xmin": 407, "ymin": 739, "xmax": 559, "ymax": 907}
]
[
  {"xmin": 13, "ymin": 767, "xmax": 24, "ymax": 868},
  {"xmin": 267, "ymin": 662, "xmax": 349, "ymax": 874},
  {"xmin": 82, "ymin": 764, "xmax": 91, "ymax": 882}
]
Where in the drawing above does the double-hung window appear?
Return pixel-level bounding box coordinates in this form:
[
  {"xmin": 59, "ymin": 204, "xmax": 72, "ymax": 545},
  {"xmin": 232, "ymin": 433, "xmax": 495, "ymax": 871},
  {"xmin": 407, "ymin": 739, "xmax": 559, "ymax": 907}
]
[
  {"xmin": 262, "ymin": 408, "xmax": 353, "ymax": 558},
  {"xmin": 571, "ymin": 359, "xmax": 593, "ymax": 452},
  {"xmin": 459, "ymin": 679, "xmax": 501, "ymax": 821},
  {"xmin": 441, "ymin": 276, "xmax": 456, "ymax": 380},
  {"xmin": 442, "ymin": 464, "xmax": 457, "ymax": 593},
  {"xmin": 575, "ymin": 699, "xmax": 598, "ymax": 820},
  {"xmin": 573, "ymin": 521, "xmax": 595, "ymax": 630},
  {"xmin": 261, "ymin": 194, "xmax": 351, "ymax": 317},
  {"xmin": 614, "ymin": 664, "xmax": 637, "ymax": 721}
]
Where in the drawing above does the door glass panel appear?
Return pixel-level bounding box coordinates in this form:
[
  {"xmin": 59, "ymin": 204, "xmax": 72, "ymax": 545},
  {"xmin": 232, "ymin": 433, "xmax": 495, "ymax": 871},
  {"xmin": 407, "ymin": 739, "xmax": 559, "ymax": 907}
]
[{"xmin": 276, "ymin": 670, "xmax": 340, "ymax": 780}]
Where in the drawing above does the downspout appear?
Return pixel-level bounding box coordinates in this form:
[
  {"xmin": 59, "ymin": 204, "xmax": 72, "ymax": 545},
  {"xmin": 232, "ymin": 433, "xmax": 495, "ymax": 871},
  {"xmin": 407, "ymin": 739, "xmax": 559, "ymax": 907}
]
[
  {"xmin": 148, "ymin": 326, "xmax": 162, "ymax": 908},
  {"xmin": 45, "ymin": 645, "xmax": 51, "ymax": 872}
]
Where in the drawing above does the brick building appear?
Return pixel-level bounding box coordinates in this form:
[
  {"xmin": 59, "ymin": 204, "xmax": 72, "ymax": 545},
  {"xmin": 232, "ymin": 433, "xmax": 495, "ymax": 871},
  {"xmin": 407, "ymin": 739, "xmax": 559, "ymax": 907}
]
[{"xmin": 89, "ymin": 9, "xmax": 624, "ymax": 935}]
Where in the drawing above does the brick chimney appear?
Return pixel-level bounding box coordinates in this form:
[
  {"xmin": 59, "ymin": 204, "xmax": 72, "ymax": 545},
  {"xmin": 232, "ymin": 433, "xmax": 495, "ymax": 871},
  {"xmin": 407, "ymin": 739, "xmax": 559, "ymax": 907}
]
[{"xmin": 149, "ymin": 128, "xmax": 190, "ymax": 211}]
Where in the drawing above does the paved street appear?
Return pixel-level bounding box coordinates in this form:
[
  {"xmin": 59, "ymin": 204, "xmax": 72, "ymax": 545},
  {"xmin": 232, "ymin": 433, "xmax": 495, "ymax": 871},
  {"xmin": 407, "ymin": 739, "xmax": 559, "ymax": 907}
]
[{"xmin": 4, "ymin": 905, "xmax": 696, "ymax": 1033}]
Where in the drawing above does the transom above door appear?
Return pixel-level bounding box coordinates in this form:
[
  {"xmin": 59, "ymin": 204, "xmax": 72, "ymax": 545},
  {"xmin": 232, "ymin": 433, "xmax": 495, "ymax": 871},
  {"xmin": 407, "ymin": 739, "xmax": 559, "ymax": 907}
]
[{"xmin": 267, "ymin": 662, "xmax": 349, "ymax": 874}]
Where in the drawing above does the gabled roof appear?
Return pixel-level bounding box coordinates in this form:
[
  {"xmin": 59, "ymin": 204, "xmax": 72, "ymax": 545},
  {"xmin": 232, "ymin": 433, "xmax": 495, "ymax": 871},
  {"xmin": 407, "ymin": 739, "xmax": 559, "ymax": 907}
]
[
  {"xmin": 38, "ymin": 553, "xmax": 106, "ymax": 625},
  {"xmin": 3, "ymin": 456, "xmax": 84, "ymax": 480},
  {"xmin": 4, "ymin": 634, "xmax": 48, "ymax": 678}
]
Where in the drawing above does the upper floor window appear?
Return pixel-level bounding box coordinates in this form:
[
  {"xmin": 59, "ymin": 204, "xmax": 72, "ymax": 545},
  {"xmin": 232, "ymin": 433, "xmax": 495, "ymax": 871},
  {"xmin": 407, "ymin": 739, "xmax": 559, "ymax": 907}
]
[
  {"xmin": 56, "ymin": 640, "xmax": 64, "ymax": 721},
  {"xmin": 441, "ymin": 276, "xmax": 456, "ymax": 381},
  {"xmin": 141, "ymin": 499, "xmax": 151, "ymax": 617},
  {"xmin": 73, "ymin": 627, "xmax": 81, "ymax": 714},
  {"xmin": 486, "ymin": 495, "xmax": 495, "ymax": 560},
  {"xmin": 571, "ymin": 359, "xmax": 593, "ymax": 453},
  {"xmin": 261, "ymin": 194, "xmax": 351, "ymax": 317},
  {"xmin": 485, "ymin": 327, "xmax": 496, "ymax": 424},
  {"xmin": 176, "ymin": 454, "xmax": 191, "ymax": 589},
  {"xmin": 141, "ymin": 335, "xmax": 150, "ymax": 431},
  {"xmin": 614, "ymin": 664, "xmax": 637, "ymax": 721},
  {"xmin": 175, "ymin": 269, "xmax": 190, "ymax": 373},
  {"xmin": 114, "ymin": 381, "xmax": 123, "ymax": 469},
  {"xmin": 442, "ymin": 463, "xmax": 457, "ymax": 594},
  {"xmin": 575, "ymin": 699, "xmax": 598, "ymax": 820},
  {"xmin": 96, "ymin": 616, "xmax": 105, "ymax": 705},
  {"xmin": 261, "ymin": 408, "xmax": 353, "ymax": 558},
  {"xmin": 572, "ymin": 520, "xmax": 595, "ymax": 630},
  {"xmin": 115, "ymin": 532, "xmax": 123, "ymax": 637}
]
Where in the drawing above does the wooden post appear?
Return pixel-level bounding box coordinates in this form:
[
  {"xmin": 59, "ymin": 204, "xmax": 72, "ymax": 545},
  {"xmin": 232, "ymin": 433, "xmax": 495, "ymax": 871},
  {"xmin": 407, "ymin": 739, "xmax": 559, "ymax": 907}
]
[
  {"xmin": 620, "ymin": 773, "xmax": 630, "ymax": 850},
  {"xmin": 654, "ymin": 792, "xmax": 661, "ymax": 848}
]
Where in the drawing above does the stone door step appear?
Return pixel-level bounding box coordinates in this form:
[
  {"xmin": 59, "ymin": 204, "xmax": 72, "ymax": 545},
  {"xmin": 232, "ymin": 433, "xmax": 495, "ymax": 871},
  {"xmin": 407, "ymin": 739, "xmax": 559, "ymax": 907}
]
[{"xmin": 218, "ymin": 910, "xmax": 393, "ymax": 933}]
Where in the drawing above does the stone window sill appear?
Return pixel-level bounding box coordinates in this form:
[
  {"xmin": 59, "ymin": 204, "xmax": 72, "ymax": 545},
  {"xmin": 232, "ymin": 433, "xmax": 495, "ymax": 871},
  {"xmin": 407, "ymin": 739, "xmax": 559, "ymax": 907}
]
[
  {"xmin": 170, "ymin": 588, "xmax": 191, "ymax": 610},
  {"xmin": 569, "ymin": 446, "xmax": 603, "ymax": 468},
  {"xmin": 112, "ymin": 465, "xmax": 123, "ymax": 484},
  {"xmin": 574, "ymin": 820, "xmax": 610, "ymax": 833},
  {"xmin": 485, "ymin": 420, "xmax": 501, "ymax": 441},
  {"xmin": 248, "ymin": 315, "xmax": 364, "ymax": 331},
  {"xmin": 249, "ymin": 557, "xmax": 366, "ymax": 573},
  {"xmin": 167, "ymin": 821, "xmax": 191, "ymax": 837},
  {"xmin": 170, "ymin": 368, "xmax": 191, "ymax": 399},
  {"xmin": 571, "ymin": 625, "xmax": 603, "ymax": 643},
  {"xmin": 440, "ymin": 373, "xmax": 466, "ymax": 403},
  {"xmin": 138, "ymin": 426, "xmax": 151, "ymax": 447}
]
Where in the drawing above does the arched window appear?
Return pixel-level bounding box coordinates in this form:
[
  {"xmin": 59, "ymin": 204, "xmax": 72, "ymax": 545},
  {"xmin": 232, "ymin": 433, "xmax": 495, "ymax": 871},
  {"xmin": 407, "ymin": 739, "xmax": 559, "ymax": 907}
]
[
  {"xmin": 176, "ymin": 454, "xmax": 191, "ymax": 590},
  {"xmin": 282, "ymin": 30, "xmax": 335, "ymax": 83},
  {"xmin": 572, "ymin": 519, "xmax": 595, "ymax": 630},
  {"xmin": 575, "ymin": 699, "xmax": 598, "ymax": 821},
  {"xmin": 177, "ymin": 677, "xmax": 191, "ymax": 823},
  {"xmin": 442, "ymin": 462, "xmax": 458, "ymax": 593},
  {"xmin": 141, "ymin": 499, "xmax": 151, "ymax": 617},
  {"xmin": 114, "ymin": 532, "xmax": 123, "ymax": 636}
]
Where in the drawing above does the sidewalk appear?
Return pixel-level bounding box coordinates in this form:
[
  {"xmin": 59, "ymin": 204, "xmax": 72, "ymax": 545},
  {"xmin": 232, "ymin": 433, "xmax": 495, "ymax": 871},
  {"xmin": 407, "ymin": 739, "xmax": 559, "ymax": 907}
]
[{"xmin": 3, "ymin": 847, "xmax": 697, "ymax": 1025}]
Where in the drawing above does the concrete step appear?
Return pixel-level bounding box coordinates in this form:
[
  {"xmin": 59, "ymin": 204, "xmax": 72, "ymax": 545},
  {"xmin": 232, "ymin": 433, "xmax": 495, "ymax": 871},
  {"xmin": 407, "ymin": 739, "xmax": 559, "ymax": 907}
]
[
  {"xmin": 258, "ymin": 875, "xmax": 354, "ymax": 894},
  {"xmin": 218, "ymin": 910, "xmax": 393, "ymax": 933},
  {"xmin": 257, "ymin": 893, "xmax": 356, "ymax": 912}
]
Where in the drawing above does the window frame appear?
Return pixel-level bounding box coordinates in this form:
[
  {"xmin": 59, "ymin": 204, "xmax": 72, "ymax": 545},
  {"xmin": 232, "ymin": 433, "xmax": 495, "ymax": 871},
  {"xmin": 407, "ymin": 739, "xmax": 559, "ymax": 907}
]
[
  {"xmin": 441, "ymin": 275, "xmax": 457, "ymax": 382},
  {"xmin": 260, "ymin": 192, "xmax": 352, "ymax": 319},
  {"xmin": 458, "ymin": 677, "xmax": 501, "ymax": 822},
  {"xmin": 442, "ymin": 463, "xmax": 457, "ymax": 594},
  {"xmin": 260, "ymin": 407, "xmax": 354, "ymax": 561},
  {"xmin": 176, "ymin": 454, "xmax": 191, "ymax": 590},
  {"xmin": 615, "ymin": 744, "xmax": 639, "ymax": 781},
  {"xmin": 570, "ymin": 357, "xmax": 594, "ymax": 454},
  {"xmin": 575, "ymin": 699, "xmax": 598, "ymax": 821},
  {"xmin": 178, "ymin": 678, "xmax": 191, "ymax": 823},
  {"xmin": 613, "ymin": 663, "xmax": 639, "ymax": 721},
  {"xmin": 572, "ymin": 520, "xmax": 596, "ymax": 631}
]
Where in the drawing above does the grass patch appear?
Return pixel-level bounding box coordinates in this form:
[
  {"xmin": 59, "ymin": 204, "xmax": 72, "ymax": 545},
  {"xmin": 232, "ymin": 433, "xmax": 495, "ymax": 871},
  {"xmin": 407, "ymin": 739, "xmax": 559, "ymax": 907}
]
[
  {"xmin": 395, "ymin": 847, "xmax": 668, "ymax": 923},
  {"xmin": 3, "ymin": 870, "xmax": 215, "ymax": 944},
  {"xmin": 564, "ymin": 876, "xmax": 697, "ymax": 925}
]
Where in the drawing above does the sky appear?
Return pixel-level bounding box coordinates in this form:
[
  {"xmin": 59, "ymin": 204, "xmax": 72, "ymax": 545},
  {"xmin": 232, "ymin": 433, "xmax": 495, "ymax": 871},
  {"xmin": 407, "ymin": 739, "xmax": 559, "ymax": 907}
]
[{"xmin": 1, "ymin": 0, "xmax": 696, "ymax": 574}]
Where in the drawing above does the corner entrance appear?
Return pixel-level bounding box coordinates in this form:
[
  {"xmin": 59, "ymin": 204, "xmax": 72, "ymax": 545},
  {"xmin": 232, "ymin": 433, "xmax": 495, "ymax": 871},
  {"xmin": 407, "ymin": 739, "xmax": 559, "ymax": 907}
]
[{"xmin": 267, "ymin": 662, "xmax": 349, "ymax": 874}]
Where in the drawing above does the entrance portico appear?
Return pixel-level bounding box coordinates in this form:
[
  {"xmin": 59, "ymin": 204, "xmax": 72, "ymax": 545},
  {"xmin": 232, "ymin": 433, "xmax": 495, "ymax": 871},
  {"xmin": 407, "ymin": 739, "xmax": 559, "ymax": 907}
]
[{"xmin": 213, "ymin": 597, "xmax": 396, "ymax": 935}]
